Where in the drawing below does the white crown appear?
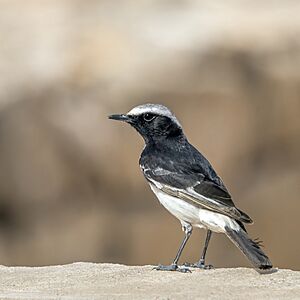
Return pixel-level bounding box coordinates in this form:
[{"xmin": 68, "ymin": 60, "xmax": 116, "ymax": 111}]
[{"xmin": 127, "ymin": 104, "xmax": 182, "ymax": 128}]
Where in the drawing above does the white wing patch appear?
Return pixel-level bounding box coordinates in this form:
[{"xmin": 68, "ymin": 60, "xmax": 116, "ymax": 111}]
[{"xmin": 152, "ymin": 167, "xmax": 173, "ymax": 176}]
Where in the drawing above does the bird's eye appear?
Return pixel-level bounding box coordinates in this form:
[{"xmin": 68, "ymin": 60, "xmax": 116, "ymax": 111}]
[{"xmin": 143, "ymin": 113, "xmax": 156, "ymax": 122}]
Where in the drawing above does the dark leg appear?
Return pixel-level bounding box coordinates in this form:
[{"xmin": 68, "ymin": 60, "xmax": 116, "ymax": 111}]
[
  {"xmin": 197, "ymin": 230, "xmax": 213, "ymax": 268},
  {"xmin": 185, "ymin": 230, "xmax": 213, "ymax": 269},
  {"xmin": 154, "ymin": 224, "xmax": 192, "ymax": 273}
]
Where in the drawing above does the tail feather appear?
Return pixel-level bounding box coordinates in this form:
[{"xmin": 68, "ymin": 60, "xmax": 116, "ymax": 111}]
[{"xmin": 225, "ymin": 226, "xmax": 272, "ymax": 270}]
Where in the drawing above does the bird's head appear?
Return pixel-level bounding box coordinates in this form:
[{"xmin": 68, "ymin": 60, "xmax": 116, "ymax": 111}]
[{"xmin": 109, "ymin": 104, "xmax": 184, "ymax": 143}]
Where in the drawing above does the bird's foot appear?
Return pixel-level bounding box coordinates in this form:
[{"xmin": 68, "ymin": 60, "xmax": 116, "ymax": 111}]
[
  {"xmin": 153, "ymin": 263, "xmax": 191, "ymax": 273},
  {"xmin": 184, "ymin": 261, "xmax": 213, "ymax": 270}
]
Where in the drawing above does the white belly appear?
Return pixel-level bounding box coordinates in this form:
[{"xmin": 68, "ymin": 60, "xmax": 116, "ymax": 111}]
[{"xmin": 150, "ymin": 184, "xmax": 239, "ymax": 233}]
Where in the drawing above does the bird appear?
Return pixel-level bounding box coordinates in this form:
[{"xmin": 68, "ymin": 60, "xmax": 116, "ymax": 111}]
[{"xmin": 109, "ymin": 103, "xmax": 273, "ymax": 273}]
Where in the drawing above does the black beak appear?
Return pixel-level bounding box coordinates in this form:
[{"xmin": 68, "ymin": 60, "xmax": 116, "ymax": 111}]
[{"xmin": 108, "ymin": 114, "xmax": 131, "ymax": 122}]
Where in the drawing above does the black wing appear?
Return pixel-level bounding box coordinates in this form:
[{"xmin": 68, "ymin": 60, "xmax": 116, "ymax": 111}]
[{"xmin": 140, "ymin": 150, "xmax": 252, "ymax": 224}]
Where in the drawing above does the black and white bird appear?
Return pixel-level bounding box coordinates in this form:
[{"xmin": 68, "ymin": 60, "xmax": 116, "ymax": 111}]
[{"xmin": 109, "ymin": 103, "xmax": 272, "ymax": 273}]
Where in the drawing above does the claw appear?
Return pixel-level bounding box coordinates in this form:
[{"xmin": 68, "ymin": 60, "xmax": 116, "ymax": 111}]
[
  {"xmin": 153, "ymin": 264, "xmax": 191, "ymax": 273},
  {"xmin": 184, "ymin": 262, "xmax": 213, "ymax": 270}
]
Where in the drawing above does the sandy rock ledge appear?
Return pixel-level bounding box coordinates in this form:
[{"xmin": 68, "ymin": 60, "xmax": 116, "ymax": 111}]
[{"xmin": 0, "ymin": 263, "xmax": 299, "ymax": 299}]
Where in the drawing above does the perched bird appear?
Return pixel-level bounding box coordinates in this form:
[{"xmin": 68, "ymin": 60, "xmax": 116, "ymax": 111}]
[{"xmin": 109, "ymin": 104, "xmax": 272, "ymax": 273}]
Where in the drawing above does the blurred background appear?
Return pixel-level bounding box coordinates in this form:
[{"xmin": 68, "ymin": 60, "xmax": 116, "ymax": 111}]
[{"xmin": 0, "ymin": 0, "xmax": 299, "ymax": 270}]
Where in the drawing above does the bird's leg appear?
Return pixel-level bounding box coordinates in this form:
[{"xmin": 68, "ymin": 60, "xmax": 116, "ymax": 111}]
[
  {"xmin": 154, "ymin": 224, "xmax": 192, "ymax": 273},
  {"xmin": 185, "ymin": 230, "xmax": 213, "ymax": 269},
  {"xmin": 196, "ymin": 230, "xmax": 213, "ymax": 269}
]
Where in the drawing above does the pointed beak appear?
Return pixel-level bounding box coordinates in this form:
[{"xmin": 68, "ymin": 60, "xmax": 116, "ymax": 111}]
[{"xmin": 108, "ymin": 114, "xmax": 131, "ymax": 122}]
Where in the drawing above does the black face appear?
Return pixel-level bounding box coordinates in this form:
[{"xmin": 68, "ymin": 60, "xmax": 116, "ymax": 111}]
[{"xmin": 109, "ymin": 112, "xmax": 183, "ymax": 143}]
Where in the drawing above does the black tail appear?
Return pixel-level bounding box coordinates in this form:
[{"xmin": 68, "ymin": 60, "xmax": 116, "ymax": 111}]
[{"xmin": 225, "ymin": 226, "xmax": 273, "ymax": 270}]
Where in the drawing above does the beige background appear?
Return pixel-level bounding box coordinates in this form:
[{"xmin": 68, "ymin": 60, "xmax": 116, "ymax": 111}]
[{"xmin": 0, "ymin": 0, "xmax": 299, "ymax": 270}]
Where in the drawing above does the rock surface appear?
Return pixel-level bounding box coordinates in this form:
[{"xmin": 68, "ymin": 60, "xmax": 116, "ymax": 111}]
[{"xmin": 0, "ymin": 263, "xmax": 299, "ymax": 299}]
